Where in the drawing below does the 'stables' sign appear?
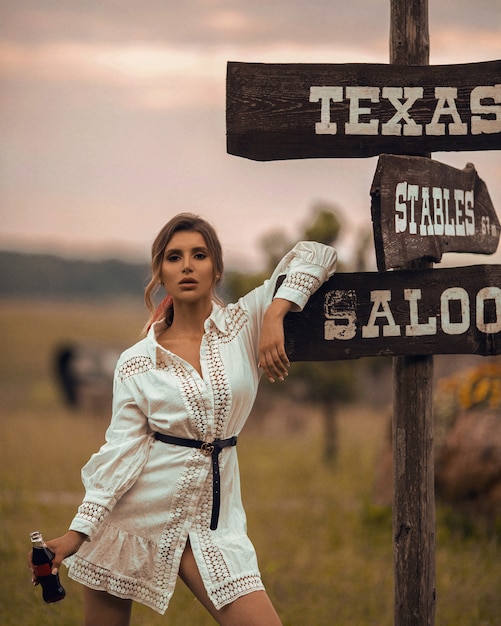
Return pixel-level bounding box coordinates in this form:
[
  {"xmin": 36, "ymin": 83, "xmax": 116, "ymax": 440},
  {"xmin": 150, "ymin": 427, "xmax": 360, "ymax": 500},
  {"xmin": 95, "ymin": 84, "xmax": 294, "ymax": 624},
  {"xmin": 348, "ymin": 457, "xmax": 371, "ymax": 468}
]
[{"xmin": 371, "ymin": 154, "xmax": 500, "ymax": 271}]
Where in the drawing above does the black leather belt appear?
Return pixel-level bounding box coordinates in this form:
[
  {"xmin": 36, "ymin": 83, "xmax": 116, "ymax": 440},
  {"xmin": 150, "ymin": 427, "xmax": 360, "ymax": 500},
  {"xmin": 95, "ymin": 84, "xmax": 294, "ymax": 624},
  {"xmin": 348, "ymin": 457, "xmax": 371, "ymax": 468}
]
[{"xmin": 154, "ymin": 432, "xmax": 238, "ymax": 530}]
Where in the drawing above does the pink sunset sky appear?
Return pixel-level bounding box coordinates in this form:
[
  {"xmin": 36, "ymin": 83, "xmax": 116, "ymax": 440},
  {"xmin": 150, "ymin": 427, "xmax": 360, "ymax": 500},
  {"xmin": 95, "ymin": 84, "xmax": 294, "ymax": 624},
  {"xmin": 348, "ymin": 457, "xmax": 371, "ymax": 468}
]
[{"xmin": 1, "ymin": 1, "xmax": 500, "ymax": 269}]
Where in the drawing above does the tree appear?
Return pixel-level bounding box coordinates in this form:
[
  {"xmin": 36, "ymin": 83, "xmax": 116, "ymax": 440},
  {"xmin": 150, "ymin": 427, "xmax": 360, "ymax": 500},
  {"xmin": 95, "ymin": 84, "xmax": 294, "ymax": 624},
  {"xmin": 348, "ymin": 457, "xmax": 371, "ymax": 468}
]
[
  {"xmin": 303, "ymin": 203, "xmax": 342, "ymax": 245},
  {"xmin": 225, "ymin": 202, "xmax": 359, "ymax": 462},
  {"xmin": 290, "ymin": 203, "xmax": 357, "ymax": 461}
]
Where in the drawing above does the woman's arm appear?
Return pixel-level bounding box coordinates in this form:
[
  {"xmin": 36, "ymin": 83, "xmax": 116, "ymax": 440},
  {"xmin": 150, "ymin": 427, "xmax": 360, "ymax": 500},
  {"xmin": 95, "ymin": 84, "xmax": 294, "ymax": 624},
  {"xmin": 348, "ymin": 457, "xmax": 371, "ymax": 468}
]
[
  {"xmin": 241, "ymin": 242, "xmax": 337, "ymax": 380},
  {"xmin": 258, "ymin": 243, "xmax": 337, "ymax": 381},
  {"xmin": 258, "ymin": 298, "xmax": 292, "ymax": 383}
]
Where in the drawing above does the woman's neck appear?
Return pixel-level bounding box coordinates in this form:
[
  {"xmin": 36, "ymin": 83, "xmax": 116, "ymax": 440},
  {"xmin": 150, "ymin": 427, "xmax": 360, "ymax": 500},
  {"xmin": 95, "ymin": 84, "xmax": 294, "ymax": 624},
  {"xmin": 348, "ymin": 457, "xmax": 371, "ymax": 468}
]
[{"xmin": 168, "ymin": 298, "xmax": 212, "ymax": 336}]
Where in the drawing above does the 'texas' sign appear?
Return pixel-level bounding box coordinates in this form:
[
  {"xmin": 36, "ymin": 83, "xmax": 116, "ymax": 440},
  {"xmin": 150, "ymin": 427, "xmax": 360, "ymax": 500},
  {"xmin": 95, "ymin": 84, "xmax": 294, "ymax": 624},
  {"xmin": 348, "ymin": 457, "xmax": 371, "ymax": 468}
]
[
  {"xmin": 371, "ymin": 155, "xmax": 500, "ymax": 271},
  {"xmin": 284, "ymin": 265, "xmax": 501, "ymax": 361},
  {"xmin": 226, "ymin": 60, "xmax": 501, "ymax": 160}
]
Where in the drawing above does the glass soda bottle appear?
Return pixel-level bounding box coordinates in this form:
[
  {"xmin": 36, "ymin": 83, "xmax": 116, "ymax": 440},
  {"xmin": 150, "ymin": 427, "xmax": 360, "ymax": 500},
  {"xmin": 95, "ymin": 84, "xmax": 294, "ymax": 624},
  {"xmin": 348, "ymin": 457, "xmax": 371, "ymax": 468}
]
[{"xmin": 30, "ymin": 531, "xmax": 66, "ymax": 603}]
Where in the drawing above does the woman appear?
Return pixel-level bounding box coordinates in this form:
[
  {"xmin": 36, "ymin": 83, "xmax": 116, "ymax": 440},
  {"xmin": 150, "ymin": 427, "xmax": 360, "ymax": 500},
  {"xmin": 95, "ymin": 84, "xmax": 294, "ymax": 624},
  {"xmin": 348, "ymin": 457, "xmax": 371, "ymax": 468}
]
[{"xmin": 35, "ymin": 213, "xmax": 337, "ymax": 625}]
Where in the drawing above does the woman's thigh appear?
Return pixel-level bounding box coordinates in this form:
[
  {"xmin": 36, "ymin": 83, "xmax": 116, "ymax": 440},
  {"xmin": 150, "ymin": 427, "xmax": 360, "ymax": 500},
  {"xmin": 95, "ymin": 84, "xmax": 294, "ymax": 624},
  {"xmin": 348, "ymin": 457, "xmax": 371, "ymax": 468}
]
[
  {"xmin": 83, "ymin": 586, "xmax": 133, "ymax": 626},
  {"xmin": 179, "ymin": 542, "xmax": 282, "ymax": 626},
  {"xmin": 218, "ymin": 590, "xmax": 282, "ymax": 626}
]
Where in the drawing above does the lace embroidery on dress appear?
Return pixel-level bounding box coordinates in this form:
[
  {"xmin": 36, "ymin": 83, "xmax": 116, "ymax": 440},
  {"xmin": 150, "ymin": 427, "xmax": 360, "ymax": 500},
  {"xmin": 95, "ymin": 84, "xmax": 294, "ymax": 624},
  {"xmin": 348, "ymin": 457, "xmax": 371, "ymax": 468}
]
[
  {"xmin": 210, "ymin": 304, "xmax": 246, "ymax": 438},
  {"xmin": 206, "ymin": 336, "xmax": 231, "ymax": 439},
  {"xmin": 167, "ymin": 357, "xmax": 208, "ymax": 438},
  {"xmin": 198, "ymin": 473, "xmax": 231, "ymax": 581},
  {"xmin": 117, "ymin": 356, "xmax": 155, "ymax": 382},
  {"xmin": 69, "ymin": 557, "xmax": 169, "ymax": 613},
  {"xmin": 281, "ymin": 271, "xmax": 321, "ymax": 296},
  {"xmin": 153, "ymin": 455, "xmax": 206, "ymax": 590},
  {"xmin": 221, "ymin": 304, "xmax": 248, "ymax": 341},
  {"xmin": 212, "ymin": 573, "xmax": 265, "ymax": 609},
  {"xmin": 197, "ymin": 483, "xmax": 264, "ymax": 609},
  {"xmin": 75, "ymin": 501, "xmax": 109, "ymax": 526}
]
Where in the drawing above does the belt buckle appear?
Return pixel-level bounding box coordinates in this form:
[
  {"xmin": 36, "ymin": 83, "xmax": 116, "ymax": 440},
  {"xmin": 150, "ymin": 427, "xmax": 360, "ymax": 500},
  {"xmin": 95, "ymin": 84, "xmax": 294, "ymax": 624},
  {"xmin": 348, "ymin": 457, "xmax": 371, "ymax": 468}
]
[{"xmin": 201, "ymin": 442, "xmax": 215, "ymax": 456}]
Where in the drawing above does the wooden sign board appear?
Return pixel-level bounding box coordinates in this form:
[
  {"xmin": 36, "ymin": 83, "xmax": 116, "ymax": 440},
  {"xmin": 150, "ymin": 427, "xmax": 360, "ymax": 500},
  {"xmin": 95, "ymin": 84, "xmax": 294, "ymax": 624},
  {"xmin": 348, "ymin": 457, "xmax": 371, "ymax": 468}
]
[
  {"xmin": 227, "ymin": 60, "xmax": 501, "ymax": 160},
  {"xmin": 284, "ymin": 265, "xmax": 501, "ymax": 361},
  {"xmin": 371, "ymin": 154, "xmax": 500, "ymax": 271}
]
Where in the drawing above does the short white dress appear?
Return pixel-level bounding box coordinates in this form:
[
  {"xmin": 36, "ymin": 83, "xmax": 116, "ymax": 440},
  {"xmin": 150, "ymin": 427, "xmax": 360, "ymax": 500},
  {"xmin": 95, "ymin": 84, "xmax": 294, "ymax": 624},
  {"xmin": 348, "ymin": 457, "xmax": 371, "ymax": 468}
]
[{"xmin": 65, "ymin": 242, "xmax": 337, "ymax": 614}]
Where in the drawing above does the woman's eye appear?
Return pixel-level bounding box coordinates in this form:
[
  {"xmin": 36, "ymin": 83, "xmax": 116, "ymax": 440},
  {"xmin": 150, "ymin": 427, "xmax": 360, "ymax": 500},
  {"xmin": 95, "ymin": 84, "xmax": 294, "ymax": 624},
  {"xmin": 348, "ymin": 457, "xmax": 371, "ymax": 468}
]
[
  {"xmin": 166, "ymin": 254, "xmax": 180, "ymax": 262},
  {"xmin": 194, "ymin": 253, "xmax": 207, "ymax": 260}
]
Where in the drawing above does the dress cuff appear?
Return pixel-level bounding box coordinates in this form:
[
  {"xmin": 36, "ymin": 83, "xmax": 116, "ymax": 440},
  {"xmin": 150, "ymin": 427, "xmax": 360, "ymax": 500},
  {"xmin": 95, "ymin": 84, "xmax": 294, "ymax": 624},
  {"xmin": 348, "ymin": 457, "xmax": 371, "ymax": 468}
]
[
  {"xmin": 274, "ymin": 270, "xmax": 323, "ymax": 311},
  {"xmin": 69, "ymin": 501, "xmax": 110, "ymax": 540}
]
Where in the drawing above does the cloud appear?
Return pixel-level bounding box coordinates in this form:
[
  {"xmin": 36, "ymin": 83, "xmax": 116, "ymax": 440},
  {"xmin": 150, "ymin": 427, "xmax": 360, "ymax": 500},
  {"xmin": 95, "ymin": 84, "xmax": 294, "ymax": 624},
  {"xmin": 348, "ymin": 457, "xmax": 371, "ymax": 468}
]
[
  {"xmin": 0, "ymin": 36, "xmax": 391, "ymax": 112},
  {"xmin": 205, "ymin": 9, "xmax": 261, "ymax": 36}
]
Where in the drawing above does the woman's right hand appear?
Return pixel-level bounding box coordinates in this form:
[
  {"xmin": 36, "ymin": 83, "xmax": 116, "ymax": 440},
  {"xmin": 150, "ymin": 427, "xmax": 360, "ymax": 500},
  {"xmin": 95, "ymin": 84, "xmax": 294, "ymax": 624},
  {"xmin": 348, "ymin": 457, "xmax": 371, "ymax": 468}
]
[{"xmin": 29, "ymin": 530, "xmax": 87, "ymax": 583}]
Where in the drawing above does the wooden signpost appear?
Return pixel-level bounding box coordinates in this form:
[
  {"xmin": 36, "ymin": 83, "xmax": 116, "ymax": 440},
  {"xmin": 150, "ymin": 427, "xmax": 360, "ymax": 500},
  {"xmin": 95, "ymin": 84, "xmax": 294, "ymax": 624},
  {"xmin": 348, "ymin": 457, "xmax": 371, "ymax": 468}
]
[
  {"xmin": 371, "ymin": 154, "xmax": 500, "ymax": 271},
  {"xmin": 284, "ymin": 265, "xmax": 501, "ymax": 361},
  {"xmin": 226, "ymin": 1, "xmax": 500, "ymax": 624},
  {"xmin": 227, "ymin": 60, "xmax": 501, "ymax": 160}
]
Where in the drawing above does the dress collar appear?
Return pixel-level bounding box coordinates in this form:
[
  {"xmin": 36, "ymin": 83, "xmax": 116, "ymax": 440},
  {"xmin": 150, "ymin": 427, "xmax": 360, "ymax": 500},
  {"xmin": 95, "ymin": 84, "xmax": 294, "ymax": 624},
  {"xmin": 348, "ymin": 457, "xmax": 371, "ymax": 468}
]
[{"xmin": 146, "ymin": 302, "xmax": 228, "ymax": 359}]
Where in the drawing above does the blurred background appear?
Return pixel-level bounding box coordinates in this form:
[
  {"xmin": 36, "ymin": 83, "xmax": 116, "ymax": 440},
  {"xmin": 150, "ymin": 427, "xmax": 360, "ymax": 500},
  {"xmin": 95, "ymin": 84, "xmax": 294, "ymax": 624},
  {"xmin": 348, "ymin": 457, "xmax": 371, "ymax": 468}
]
[{"xmin": 1, "ymin": 2, "xmax": 500, "ymax": 625}]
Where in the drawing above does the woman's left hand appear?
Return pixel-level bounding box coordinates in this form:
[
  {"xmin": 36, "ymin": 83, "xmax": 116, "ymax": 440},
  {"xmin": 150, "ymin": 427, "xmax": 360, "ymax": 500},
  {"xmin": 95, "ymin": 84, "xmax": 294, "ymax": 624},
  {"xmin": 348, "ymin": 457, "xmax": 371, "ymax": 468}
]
[{"xmin": 258, "ymin": 299, "xmax": 291, "ymax": 383}]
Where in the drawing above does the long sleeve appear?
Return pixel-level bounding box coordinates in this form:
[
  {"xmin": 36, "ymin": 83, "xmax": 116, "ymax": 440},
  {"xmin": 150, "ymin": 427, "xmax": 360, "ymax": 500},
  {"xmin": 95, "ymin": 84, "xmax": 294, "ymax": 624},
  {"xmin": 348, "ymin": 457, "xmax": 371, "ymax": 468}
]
[
  {"xmin": 69, "ymin": 369, "xmax": 153, "ymax": 539},
  {"xmin": 239, "ymin": 241, "xmax": 337, "ymax": 318},
  {"xmin": 270, "ymin": 241, "xmax": 337, "ymax": 311}
]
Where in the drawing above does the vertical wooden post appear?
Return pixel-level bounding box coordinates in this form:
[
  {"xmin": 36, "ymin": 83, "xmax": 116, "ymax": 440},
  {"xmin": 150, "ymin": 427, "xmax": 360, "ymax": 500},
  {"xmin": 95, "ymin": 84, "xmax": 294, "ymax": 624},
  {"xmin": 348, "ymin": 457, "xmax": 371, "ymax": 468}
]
[{"xmin": 390, "ymin": 2, "xmax": 436, "ymax": 625}]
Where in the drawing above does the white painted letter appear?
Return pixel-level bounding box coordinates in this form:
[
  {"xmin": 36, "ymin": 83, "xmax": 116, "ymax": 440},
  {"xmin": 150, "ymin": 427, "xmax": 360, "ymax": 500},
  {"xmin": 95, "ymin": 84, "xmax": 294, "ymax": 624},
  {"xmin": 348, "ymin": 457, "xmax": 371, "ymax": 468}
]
[
  {"xmin": 324, "ymin": 290, "xmax": 357, "ymax": 340},
  {"xmin": 345, "ymin": 86, "xmax": 379, "ymax": 135},
  {"xmin": 310, "ymin": 86, "xmax": 343, "ymax": 134},
  {"xmin": 441, "ymin": 287, "xmax": 470, "ymax": 335},
  {"xmin": 471, "ymin": 84, "xmax": 501, "ymax": 135},
  {"xmin": 464, "ymin": 190, "xmax": 475, "ymax": 236},
  {"xmin": 395, "ymin": 181, "xmax": 407, "ymax": 233},
  {"xmin": 405, "ymin": 289, "xmax": 437, "ymax": 336},
  {"xmin": 476, "ymin": 287, "xmax": 501, "ymax": 334},
  {"xmin": 408, "ymin": 184, "xmax": 419, "ymax": 234},
  {"xmin": 432, "ymin": 187, "xmax": 445, "ymax": 236},
  {"xmin": 454, "ymin": 189, "xmax": 466, "ymax": 236},
  {"xmin": 443, "ymin": 188, "xmax": 455, "ymax": 236},
  {"xmin": 382, "ymin": 87, "xmax": 423, "ymax": 136},
  {"xmin": 420, "ymin": 187, "xmax": 434, "ymax": 236},
  {"xmin": 426, "ymin": 87, "xmax": 467, "ymax": 136},
  {"xmin": 362, "ymin": 290, "xmax": 401, "ymax": 338}
]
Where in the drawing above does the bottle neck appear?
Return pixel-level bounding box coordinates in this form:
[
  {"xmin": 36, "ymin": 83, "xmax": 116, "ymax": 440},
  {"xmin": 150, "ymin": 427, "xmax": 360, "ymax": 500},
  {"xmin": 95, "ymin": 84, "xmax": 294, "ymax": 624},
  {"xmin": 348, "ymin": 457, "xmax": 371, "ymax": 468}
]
[{"xmin": 30, "ymin": 531, "xmax": 46, "ymax": 548}]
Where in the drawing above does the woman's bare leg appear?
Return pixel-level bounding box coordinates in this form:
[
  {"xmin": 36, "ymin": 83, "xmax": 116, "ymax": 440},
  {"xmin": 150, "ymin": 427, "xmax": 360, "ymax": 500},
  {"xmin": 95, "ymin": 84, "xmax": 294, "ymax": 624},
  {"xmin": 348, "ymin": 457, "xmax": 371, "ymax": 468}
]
[
  {"xmin": 218, "ymin": 590, "xmax": 282, "ymax": 626},
  {"xmin": 83, "ymin": 586, "xmax": 133, "ymax": 626},
  {"xmin": 179, "ymin": 541, "xmax": 282, "ymax": 626}
]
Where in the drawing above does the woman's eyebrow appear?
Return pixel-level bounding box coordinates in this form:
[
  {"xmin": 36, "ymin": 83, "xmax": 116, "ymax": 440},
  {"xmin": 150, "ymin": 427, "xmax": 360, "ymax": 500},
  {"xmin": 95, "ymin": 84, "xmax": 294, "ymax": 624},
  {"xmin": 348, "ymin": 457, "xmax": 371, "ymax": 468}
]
[{"xmin": 164, "ymin": 246, "xmax": 209, "ymax": 255}]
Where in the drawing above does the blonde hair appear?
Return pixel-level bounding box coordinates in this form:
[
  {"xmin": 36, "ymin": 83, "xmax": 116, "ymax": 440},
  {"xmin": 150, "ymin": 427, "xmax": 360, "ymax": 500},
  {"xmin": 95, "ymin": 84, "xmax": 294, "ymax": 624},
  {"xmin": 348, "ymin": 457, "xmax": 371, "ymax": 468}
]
[{"xmin": 144, "ymin": 213, "xmax": 224, "ymax": 332}]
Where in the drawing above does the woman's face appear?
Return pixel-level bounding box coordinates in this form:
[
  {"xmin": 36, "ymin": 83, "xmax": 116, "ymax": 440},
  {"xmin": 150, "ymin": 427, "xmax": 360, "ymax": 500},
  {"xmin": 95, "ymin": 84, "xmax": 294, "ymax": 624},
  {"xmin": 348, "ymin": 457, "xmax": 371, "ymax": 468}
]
[{"xmin": 160, "ymin": 230, "xmax": 215, "ymax": 304}]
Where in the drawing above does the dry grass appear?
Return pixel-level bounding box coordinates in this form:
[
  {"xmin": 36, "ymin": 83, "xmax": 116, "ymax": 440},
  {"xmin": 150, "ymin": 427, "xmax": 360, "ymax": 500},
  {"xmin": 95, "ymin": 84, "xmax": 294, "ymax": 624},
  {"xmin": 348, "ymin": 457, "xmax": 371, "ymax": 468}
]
[{"xmin": 0, "ymin": 299, "xmax": 499, "ymax": 625}]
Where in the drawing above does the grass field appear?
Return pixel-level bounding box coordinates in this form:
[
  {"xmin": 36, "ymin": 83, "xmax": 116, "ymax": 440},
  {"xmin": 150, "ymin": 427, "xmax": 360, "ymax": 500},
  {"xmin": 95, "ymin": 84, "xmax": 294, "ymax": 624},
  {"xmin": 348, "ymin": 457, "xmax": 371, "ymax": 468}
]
[{"xmin": 0, "ymin": 299, "xmax": 499, "ymax": 625}]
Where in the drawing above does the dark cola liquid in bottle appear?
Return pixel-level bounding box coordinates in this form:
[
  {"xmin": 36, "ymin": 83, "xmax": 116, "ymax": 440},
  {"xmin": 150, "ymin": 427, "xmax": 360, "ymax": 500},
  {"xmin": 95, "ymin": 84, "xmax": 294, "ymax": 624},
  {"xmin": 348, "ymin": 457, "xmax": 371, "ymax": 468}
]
[{"xmin": 30, "ymin": 531, "xmax": 66, "ymax": 603}]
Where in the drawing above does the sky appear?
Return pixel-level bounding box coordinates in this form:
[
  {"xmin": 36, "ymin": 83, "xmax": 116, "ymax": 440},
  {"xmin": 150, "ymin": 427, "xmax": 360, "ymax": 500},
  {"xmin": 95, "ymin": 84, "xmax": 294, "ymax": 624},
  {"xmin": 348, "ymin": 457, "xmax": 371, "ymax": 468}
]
[{"xmin": 1, "ymin": 0, "xmax": 500, "ymax": 270}]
